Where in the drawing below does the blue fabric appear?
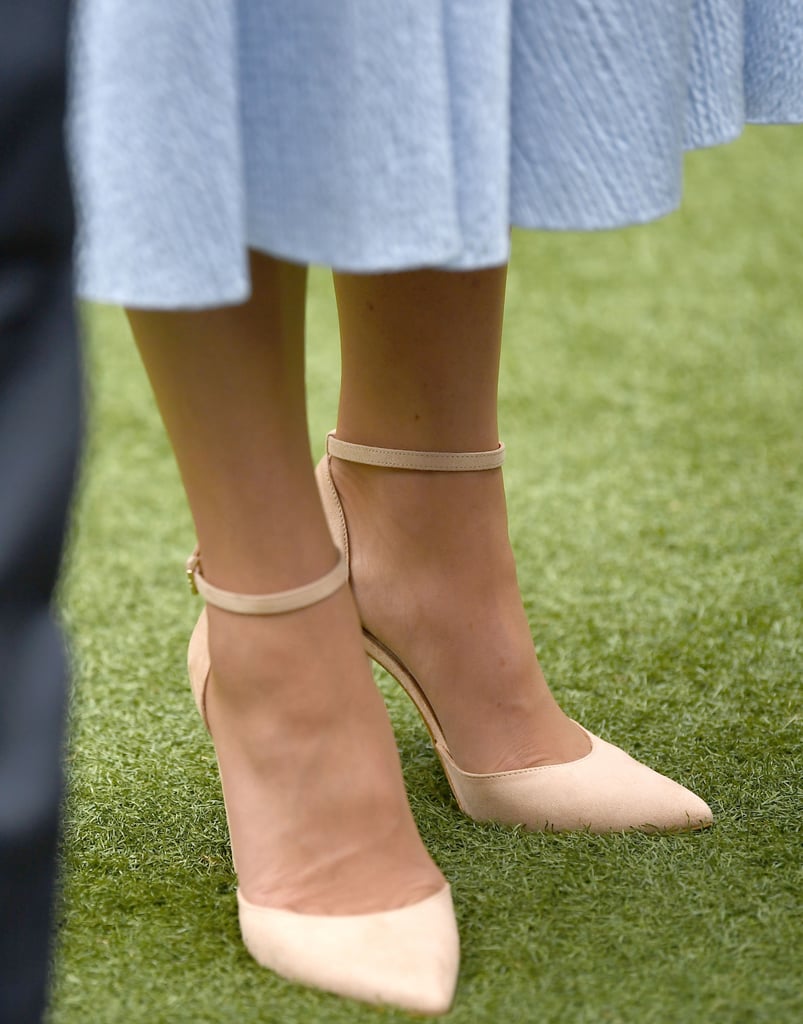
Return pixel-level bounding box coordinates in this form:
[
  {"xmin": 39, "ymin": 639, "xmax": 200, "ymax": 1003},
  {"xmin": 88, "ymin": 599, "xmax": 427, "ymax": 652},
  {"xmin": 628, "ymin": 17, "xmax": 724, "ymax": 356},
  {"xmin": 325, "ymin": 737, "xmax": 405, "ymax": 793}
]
[
  {"xmin": 1, "ymin": 6, "xmax": 80, "ymax": 1022},
  {"xmin": 69, "ymin": 0, "xmax": 803, "ymax": 308}
]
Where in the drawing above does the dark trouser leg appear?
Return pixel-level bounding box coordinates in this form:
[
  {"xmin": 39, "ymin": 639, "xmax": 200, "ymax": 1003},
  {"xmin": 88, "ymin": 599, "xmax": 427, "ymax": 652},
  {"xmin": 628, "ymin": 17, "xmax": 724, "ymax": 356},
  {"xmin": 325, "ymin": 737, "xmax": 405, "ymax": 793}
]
[{"xmin": 0, "ymin": 2, "xmax": 81, "ymax": 1022}]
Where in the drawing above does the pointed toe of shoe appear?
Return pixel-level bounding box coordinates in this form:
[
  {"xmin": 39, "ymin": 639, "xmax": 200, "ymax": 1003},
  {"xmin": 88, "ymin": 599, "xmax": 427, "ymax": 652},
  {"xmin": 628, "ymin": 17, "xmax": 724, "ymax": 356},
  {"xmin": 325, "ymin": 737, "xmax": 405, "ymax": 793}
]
[
  {"xmin": 570, "ymin": 736, "xmax": 713, "ymax": 832},
  {"xmin": 237, "ymin": 884, "xmax": 459, "ymax": 1015},
  {"xmin": 444, "ymin": 728, "xmax": 713, "ymax": 834}
]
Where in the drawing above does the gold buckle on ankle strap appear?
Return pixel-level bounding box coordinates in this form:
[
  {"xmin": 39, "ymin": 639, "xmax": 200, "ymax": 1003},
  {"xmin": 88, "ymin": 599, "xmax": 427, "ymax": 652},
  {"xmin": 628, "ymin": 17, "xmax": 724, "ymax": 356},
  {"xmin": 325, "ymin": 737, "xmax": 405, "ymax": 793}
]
[{"xmin": 186, "ymin": 549, "xmax": 201, "ymax": 594}]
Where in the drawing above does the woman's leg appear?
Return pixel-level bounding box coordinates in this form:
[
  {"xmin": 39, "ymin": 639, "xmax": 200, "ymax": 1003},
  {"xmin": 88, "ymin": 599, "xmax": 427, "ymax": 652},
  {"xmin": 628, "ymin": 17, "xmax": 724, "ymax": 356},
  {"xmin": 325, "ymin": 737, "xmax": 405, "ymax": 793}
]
[
  {"xmin": 332, "ymin": 266, "xmax": 590, "ymax": 774},
  {"xmin": 127, "ymin": 251, "xmax": 443, "ymax": 915}
]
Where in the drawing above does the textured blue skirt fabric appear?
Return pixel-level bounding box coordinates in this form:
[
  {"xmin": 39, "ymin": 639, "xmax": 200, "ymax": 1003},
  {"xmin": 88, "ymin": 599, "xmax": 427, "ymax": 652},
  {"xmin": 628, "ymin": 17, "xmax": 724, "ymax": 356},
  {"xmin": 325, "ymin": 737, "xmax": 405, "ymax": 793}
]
[{"xmin": 69, "ymin": 1, "xmax": 803, "ymax": 308}]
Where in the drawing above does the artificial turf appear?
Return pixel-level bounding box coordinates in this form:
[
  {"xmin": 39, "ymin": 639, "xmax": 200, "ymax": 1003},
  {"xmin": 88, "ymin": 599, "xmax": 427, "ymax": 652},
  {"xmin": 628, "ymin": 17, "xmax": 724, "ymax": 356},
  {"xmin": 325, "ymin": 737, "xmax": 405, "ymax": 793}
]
[{"xmin": 51, "ymin": 125, "xmax": 801, "ymax": 1023}]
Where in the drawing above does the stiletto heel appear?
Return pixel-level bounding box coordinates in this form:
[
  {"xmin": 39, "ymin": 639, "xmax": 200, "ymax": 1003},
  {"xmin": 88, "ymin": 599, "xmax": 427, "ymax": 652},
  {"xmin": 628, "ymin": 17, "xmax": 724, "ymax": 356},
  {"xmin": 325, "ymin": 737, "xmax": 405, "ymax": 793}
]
[
  {"xmin": 316, "ymin": 433, "xmax": 713, "ymax": 834},
  {"xmin": 185, "ymin": 548, "xmax": 460, "ymax": 1014}
]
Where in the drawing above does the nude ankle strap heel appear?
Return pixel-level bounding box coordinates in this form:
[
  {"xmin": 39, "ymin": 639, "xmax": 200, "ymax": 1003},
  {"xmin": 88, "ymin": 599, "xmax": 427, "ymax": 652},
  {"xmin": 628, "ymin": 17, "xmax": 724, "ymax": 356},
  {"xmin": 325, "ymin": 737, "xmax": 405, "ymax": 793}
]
[
  {"xmin": 316, "ymin": 432, "xmax": 713, "ymax": 834},
  {"xmin": 185, "ymin": 547, "xmax": 459, "ymax": 1014}
]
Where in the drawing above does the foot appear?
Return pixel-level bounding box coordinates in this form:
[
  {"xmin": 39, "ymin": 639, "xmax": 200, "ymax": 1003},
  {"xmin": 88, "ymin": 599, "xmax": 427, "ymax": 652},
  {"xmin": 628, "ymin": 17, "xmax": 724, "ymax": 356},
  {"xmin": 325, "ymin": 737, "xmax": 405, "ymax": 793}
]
[
  {"xmin": 328, "ymin": 459, "xmax": 592, "ymax": 774},
  {"xmin": 200, "ymin": 582, "xmax": 445, "ymax": 915}
]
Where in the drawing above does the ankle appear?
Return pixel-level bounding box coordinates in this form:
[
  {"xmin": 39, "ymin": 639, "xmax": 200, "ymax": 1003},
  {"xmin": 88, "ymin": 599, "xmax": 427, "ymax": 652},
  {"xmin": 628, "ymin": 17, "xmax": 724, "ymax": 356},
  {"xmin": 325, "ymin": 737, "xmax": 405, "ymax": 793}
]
[
  {"xmin": 204, "ymin": 582, "xmax": 362, "ymax": 706},
  {"xmin": 330, "ymin": 458, "xmax": 513, "ymax": 563}
]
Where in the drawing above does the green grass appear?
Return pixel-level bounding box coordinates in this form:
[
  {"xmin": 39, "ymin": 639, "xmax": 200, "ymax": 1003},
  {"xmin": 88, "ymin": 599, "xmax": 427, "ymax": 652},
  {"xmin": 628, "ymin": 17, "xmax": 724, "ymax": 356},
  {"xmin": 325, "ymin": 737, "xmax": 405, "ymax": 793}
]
[{"xmin": 52, "ymin": 126, "xmax": 802, "ymax": 1024}]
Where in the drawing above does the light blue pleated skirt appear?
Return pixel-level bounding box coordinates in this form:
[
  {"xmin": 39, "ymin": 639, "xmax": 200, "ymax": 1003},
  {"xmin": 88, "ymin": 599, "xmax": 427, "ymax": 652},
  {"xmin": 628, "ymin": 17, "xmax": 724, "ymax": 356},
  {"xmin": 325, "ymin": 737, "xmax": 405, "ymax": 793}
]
[{"xmin": 69, "ymin": 1, "xmax": 803, "ymax": 308}]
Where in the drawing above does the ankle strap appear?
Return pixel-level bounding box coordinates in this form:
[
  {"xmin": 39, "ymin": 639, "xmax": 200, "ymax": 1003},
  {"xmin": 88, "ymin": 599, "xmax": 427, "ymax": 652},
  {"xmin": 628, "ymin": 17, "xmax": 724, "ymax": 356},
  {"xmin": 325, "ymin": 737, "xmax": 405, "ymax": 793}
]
[
  {"xmin": 186, "ymin": 549, "xmax": 348, "ymax": 614},
  {"xmin": 326, "ymin": 432, "xmax": 505, "ymax": 471}
]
